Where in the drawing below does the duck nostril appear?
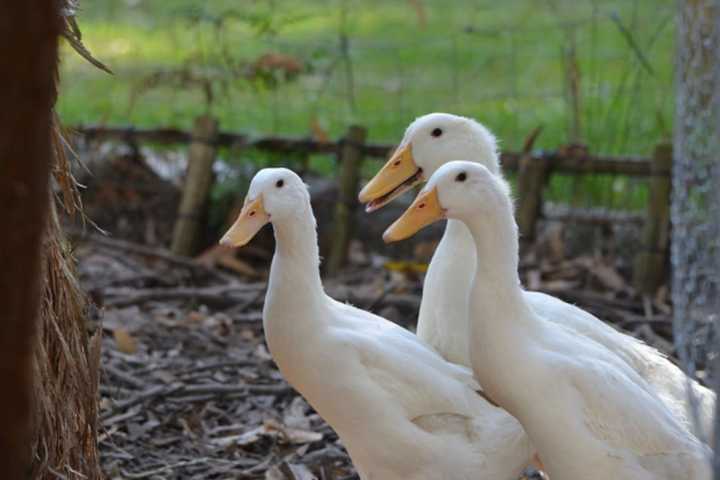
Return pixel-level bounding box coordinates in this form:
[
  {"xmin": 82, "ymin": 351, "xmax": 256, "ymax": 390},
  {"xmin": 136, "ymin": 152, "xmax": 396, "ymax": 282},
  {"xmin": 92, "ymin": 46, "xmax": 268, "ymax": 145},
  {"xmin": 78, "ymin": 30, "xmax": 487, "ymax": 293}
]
[
  {"xmin": 418, "ymin": 203, "xmax": 426, "ymax": 209},
  {"xmin": 249, "ymin": 211, "xmax": 256, "ymax": 217},
  {"xmin": 393, "ymin": 161, "xmax": 401, "ymax": 167}
]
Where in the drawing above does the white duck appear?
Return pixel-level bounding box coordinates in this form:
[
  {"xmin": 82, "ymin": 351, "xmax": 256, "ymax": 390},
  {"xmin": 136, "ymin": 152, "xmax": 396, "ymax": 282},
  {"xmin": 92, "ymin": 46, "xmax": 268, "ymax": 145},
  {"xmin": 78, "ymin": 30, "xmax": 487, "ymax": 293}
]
[
  {"xmin": 219, "ymin": 168, "xmax": 533, "ymax": 480},
  {"xmin": 385, "ymin": 161, "xmax": 712, "ymax": 480},
  {"xmin": 359, "ymin": 112, "xmax": 715, "ymax": 442}
]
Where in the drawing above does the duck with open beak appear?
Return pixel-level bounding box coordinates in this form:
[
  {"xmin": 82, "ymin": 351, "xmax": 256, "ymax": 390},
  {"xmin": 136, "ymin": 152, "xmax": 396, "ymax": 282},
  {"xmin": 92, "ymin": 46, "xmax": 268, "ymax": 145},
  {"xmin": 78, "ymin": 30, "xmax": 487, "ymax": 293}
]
[
  {"xmin": 358, "ymin": 142, "xmax": 425, "ymax": 212},
  {"xmin": 219, "ymin": 196, "xmax": 269, "ymax": 247}
]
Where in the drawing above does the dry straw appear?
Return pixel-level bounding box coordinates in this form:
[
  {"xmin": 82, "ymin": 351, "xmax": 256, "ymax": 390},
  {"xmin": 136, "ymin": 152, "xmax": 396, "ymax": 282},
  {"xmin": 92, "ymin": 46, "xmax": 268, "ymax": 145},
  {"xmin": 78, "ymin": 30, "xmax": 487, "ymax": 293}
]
[
  {"xmin": 30, "ymin": 1, "xmax": 107, "ymax": 476},
  {"xmin": 30, "ymin": 115, "xmax": 103, "ymax": 480}
]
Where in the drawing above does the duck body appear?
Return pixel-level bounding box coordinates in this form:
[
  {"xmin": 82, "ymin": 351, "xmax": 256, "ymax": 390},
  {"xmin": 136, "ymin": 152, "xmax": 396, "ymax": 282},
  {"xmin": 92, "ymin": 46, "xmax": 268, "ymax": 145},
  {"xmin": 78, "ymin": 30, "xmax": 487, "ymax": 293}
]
[
  {"xmin": 470, "ymin": 285, "xmax": 710, "ymax": 480},
  {"xmin": 362, "ymin": 112, "xmax": 713, "ymax": 443},
  {"xmin": 228, "ymin": 168, "xmax": 534, "ymax": 480},
  {"xmin": 265, "ymin": 289, "xmax": 531, "ymax": 480},
  {"xmin": 366, "ymin": 113, "xmax": 716, "ymax": 443},
  {"xmin": 389, "ymin": 161, "xmax": 712, "ymax": 480},
  {"xmin": 421, "ymin": 218, "xmax": 715, "ymax": 442}
]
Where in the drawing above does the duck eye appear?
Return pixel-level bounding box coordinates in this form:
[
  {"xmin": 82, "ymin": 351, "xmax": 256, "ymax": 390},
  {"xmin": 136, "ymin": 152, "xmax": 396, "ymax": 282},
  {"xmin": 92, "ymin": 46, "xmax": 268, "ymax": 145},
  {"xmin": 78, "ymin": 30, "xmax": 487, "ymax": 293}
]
[
  {"xmin": 455, "ymin": 172, "xmax": 467, "ymax": 182},
  {"xmin": 431, "ymin": 128, "xmax": 443, "ymax": 138},
  {"xmin": 276, "ymin": 179, "xmax": 284, "ymax": 188}
]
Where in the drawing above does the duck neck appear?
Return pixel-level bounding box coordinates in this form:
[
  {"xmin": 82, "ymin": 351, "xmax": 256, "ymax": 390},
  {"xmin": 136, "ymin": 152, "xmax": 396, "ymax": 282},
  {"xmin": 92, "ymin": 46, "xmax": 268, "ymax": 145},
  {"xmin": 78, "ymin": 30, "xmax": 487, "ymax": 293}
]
[
  {"xmin": 463, "ymin": 209, "xmax": 537, "ymax": 338},
  {"xmin": 265, "ymin": 205, "xmax": 326, "ymax": 324},
  {"xmin": 262, "ymin": 205, "xmax": 329, "ymax": 388},
  {"xmin": 417, "ymin": 219, "xmax": 475, "ymax": 366}
]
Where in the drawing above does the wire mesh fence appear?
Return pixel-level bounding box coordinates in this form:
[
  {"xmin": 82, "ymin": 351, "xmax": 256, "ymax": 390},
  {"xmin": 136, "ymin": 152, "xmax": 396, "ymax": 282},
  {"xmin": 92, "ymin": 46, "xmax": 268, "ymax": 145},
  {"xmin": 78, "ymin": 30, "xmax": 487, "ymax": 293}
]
[
  {"xmin": 64, "ymin": 0, "xmax": 674, "ymax": 149},
  {"xmin": 62, "ymin": 0, "xmax": 680, "ymax": 214}
]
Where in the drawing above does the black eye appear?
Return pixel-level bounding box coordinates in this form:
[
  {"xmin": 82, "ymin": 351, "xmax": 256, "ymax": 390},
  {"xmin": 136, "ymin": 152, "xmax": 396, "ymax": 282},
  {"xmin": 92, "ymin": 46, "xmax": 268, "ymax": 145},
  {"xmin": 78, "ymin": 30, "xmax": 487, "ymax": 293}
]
[
  {"xmin": 431, "ymin": 128, "xmax": 443, "ymax": 138},
  {"xmin": 455, "ymin": 172, "xmax": 467, "ymax": 182},
  {"xmin": 276, "ymin": 179, "xmax": 284, "ymax": 188}
]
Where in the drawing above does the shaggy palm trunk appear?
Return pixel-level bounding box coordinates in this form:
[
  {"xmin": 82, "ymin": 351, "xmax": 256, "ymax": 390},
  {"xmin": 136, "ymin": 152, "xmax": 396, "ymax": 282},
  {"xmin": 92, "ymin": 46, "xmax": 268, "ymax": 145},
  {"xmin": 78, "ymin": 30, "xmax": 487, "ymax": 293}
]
[
  {"xmin": 32, "ymin": 185, "xmax": 103, "ymax": 479},
  {"xmin": 0, "ymin": 2, "xmax": 103, "ymax": 479},
  {"xmin": 0, "ymin": 1, "xmax": 61, "ymax": 477}
]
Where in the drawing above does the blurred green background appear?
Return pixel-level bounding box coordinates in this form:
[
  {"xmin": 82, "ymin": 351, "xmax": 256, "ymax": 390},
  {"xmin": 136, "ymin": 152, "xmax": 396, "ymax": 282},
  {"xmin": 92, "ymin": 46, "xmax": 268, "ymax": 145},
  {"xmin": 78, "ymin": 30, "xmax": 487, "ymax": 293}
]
[{"xmin": 60, "ymin": 0, "xmax": 675, "ymax": 208}]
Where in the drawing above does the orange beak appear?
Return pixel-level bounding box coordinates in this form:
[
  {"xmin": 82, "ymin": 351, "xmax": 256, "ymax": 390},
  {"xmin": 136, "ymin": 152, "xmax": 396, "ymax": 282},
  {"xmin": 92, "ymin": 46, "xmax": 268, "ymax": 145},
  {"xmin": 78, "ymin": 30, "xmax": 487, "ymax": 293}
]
[
  {"xmin": 383, "ymin": 187, "xmax": 444, "ymax": 243},
  {"xmin": 358, "ymin": 143, "xmax": 424, "ymax": 212},
  {"xmin": 219, "ymin": 197, "xmax": 269, "ymax": 247}
]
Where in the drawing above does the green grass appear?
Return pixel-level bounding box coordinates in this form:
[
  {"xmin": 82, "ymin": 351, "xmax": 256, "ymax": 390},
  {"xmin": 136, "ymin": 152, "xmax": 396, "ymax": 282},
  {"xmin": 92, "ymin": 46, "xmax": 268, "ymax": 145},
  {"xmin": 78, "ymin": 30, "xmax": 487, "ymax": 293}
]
[{"xmin": 59, "ymin": 0, "xmax": 675, "ymax": 209}]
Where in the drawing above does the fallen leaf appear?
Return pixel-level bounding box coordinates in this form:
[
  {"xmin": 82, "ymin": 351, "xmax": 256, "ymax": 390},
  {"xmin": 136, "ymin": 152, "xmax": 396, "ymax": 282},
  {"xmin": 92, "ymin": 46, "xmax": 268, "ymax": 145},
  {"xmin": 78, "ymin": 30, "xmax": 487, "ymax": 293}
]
[
  {"xmin": 590, "ymin": 262, "xmax": 626, "ymax": 292},
  {"xmin": 212, "ymin": 425, "xmax": 264, "ymax": 448},
  {"xmin": 99, "ymin": 397, "xmax": 112, "ymax": 411},
  {"xmin": 255, "ymin": 344, "xmax": 273, "ymax": 361},
  {"xmin": 113, "ymin": 328, "xmax": 138, "ymax": 354},
  {"xmin": 265, "ymin": 466, "xmax": 285, "ymax": 480},
  {"xmin": 212, "ymin": 419, "xmax": 322, "ymax": 448},
  {"xmin": 103, "ymin": 306, "xmax": 144, "ymax": 332},
  {"xmin": 204, "ymin": 312, "xmax": 234, "ymax": 337},
  {"xmin": 185, "ymin": 311, "xmax": 206, "ymax": 324},
  {"xmin": 151, "ymin": 369, "xmax": 176, "ymax": 384},
  {"xmin": 283, "ymin": 396, "xmax": 311, "ymax": 430},
  {"xmin": 383, "ymin": 260, "xmax": 428, "ymax": 274},
  {"xmin": 264, "ymin": 418, "xmax": 323, "ymax": 444}
]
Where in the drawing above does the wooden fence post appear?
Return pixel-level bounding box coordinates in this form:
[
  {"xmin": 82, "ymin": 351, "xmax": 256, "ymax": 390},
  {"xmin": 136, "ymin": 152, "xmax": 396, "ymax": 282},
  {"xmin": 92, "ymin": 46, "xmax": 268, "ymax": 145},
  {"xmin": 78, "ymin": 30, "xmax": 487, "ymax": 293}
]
[
  {"xmin": 633, "ymin": 142, "xmax": 672, "ymax": 294},
  {"xmin": 516, "ymin": 154, "xmax": 549, "ymax": 242},
  {"xmin": 326, "ymin": 125, "xmax": 367, "ymax": 276},
  {"xmin": 171, "ymin": 115, "xmax": 219, "ymax": 256}
]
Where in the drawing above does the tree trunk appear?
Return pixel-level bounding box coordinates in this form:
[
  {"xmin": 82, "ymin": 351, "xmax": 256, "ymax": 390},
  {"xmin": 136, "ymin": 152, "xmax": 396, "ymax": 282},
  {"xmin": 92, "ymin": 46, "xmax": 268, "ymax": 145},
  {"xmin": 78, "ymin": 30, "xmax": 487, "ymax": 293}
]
[
  {"xmin": 0, "ymin": 1, "xmax": 62, "ymax": 478},
  {"xmin": 672, "ymin": 0, "xmax": 720, "ymax": 472}
]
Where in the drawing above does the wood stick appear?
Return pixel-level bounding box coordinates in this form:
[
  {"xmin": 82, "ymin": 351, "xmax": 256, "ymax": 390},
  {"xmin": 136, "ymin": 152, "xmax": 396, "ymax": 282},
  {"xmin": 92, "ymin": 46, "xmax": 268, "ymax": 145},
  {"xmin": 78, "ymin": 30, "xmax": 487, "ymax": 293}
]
[
  {"xmin": 633, "ymin": 142, "xmax": 672, "ymax": 294},
  {"xmin": 103, "ymin": 284, "xmax": 265, "ymax": 309},
  {"xmin": 516, "ymin": 130, "xmax": 548, "ymax": 241},
  {"xmin": 67, "ymin": 229, "xmax": 235, "ymax": 282},
  {"xmin": 326, "ymin": 125, "xmax": 367, "ymax": 276},
  {"xmin": 171, "ymin": 115, "xmax": 219, "ymax": 256}
]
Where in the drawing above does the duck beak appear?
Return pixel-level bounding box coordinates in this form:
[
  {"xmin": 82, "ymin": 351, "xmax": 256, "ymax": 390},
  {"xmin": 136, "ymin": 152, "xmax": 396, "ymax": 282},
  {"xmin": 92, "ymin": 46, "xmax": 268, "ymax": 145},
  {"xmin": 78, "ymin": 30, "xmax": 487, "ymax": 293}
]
[
  {"xmin": 383, "ymin": 187, "xmax": 444, "ymax": 243},
  {"xmin": 358, "ymin": 143, "xmax": 424, "ymax": 212},
  {"xmin": 219, "ymin": 197, "xmax": 269, "ymax": 247}
]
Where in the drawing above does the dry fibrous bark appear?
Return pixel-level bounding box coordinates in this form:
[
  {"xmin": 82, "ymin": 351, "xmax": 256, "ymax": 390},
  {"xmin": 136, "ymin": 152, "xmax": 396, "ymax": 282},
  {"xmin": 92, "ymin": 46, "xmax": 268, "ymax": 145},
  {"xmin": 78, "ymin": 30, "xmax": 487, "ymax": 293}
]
[
  {"xmin": 32, "ymin": 191, "xmax": 103, "ymax": 479},
  {"xmin": 30, "ymin": 0, "xmax": 108, "ymax": 476}
]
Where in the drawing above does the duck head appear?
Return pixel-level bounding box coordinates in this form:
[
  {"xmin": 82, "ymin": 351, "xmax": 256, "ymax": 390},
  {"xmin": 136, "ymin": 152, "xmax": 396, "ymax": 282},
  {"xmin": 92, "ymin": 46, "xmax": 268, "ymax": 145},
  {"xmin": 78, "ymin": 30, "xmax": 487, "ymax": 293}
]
[
  {"xmin": 383, "ymin": 161, "xmax": 511, "ymax": 243},
  {"xmin": 359, "ymin": 113, "xmax": 500, "ymax": 212},
  {"xmin": 220, "ymin": 168, "xmax": 310, "ymax": 247}
]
